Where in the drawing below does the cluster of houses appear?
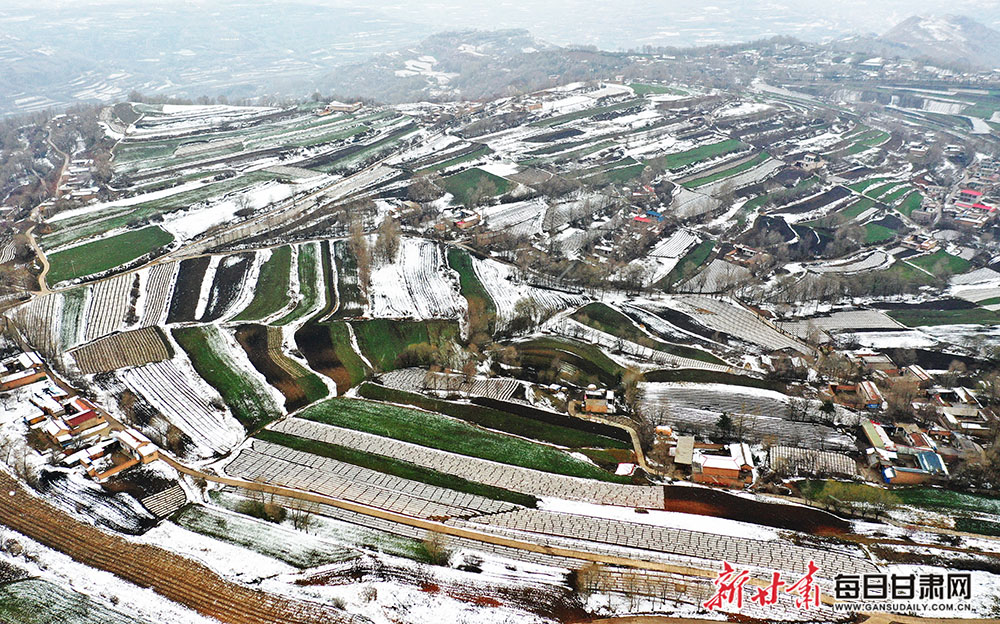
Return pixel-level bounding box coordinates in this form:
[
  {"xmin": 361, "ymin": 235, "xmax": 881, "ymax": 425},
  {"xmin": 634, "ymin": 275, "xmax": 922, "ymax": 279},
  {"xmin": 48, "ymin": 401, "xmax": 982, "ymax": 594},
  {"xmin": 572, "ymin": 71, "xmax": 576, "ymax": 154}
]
[
  {"xmin": 314, "ymin": 100, "xmax": 364, "ymax": 116},
  {"xmin": 948, "ymin": 186, "xmax": 996, "ymax": 229},
  {"xmin": 0, "ymin": 348, "xmax": 159, "ymax": 481},
  {"xmin": 586, "ymin": 340, "xmax": 992, "ymax": 492},
  {"xmin": 58, "ymin": 158, "xmax": 99, "ymax": 203}
]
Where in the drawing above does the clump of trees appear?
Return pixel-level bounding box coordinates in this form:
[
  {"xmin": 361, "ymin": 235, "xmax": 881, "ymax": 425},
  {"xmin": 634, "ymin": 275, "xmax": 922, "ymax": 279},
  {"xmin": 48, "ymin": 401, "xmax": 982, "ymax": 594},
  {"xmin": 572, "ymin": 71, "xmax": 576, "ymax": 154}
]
[
  {"xmin": 349, "ymin": 215, "xmax": 371, "ymax": 304},
  {"xmin": 373, "ymin": 215, "xmax": 402, "ymax": 263}
]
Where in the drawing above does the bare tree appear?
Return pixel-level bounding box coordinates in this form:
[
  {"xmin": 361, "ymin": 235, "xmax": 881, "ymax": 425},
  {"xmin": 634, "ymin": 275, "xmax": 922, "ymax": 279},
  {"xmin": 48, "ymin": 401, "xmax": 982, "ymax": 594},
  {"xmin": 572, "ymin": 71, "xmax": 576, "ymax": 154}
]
[
  {"xmin": 373, "ymin": 215, "xmax": 401, "ymax": 264},
  {"xmin": 349, "ymin": 216, "xmax": 371, "ymax": 303}
]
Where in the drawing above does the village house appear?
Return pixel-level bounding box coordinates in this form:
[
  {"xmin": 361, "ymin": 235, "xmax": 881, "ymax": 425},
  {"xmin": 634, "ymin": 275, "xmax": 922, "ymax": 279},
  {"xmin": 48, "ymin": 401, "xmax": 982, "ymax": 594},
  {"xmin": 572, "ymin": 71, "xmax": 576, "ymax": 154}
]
[
  {"xmin": 582, "ymin": 385, "xmax": 615, "ymax": 414},
  {"xmin": 0, "ymin": 350, "xmax": 45, "ymax": 391},
  {"xmin": 691, "ymin": 443, "xmax": 755, "ymax": 488}
]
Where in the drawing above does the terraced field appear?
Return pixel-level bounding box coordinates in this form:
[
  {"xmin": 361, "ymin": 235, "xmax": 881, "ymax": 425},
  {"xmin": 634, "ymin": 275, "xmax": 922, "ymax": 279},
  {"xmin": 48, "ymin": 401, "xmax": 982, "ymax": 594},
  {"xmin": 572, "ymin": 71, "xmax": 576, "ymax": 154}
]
[
  {"xmin": 71, "ymin": 326, "xmax": 172, "ymax": 374},
  {"xmin": 0, "ymin": 472, "xmax": 349, "ymax": 624},
  {"xmin": 172, "ymin": 325, "xmax": 281, "ymax": 431},
  {"xmin": 234, "ymin": 324, "xmax": 328, "ymax": 411},
  {"xmin": 46, "ymin": 226, "xmax": 173, "ymax": 284},
  {"xmin": 295, "ymin": 397, "xmax": 629, "ymax": 482},
  {"xmin": 233, "ymin": 246, "xmax": 292, "ymax": 321}
]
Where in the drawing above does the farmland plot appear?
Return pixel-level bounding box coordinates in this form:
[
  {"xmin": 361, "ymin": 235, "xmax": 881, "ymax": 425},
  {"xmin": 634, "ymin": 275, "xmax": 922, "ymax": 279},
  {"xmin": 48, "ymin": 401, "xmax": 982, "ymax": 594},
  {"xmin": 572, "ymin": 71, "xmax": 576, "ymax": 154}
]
[
  {"xmin": 122, "ymin": 360, "xmax": 243, "ymax": 457},
  {"xmin": 331, "ymin": 240, "xmax": 362, "ymax": 318},
  {"xmin": 650, "ymin": 229, "xmax": 700, "ymax": 258},
  {"xmin": 138, "ymin": 262, "xmax": 178, "ymax": 326},
  {"xmin": 0, "ymin": 578, "xmax": 151, "ymax": 624},
  {"xmin": 165, "ymin": 256, "xmax": 211, "ymax": 324},
  {"xmin": 234, "ymin": 324, "xmax": 328, "ymax": 411},
  {"xmin": 471, "ymin": 255, "xmax": 586, "ymax": 331},
  {"xmin": 620, "ymin": 302, "xmax": 719, "ymax": 345},
  {"xmin": 632, "ymin": 229, "xmax": 701, "ymax": 286},
  {"xmin": 200, "ymin": 252, "xmax": 255, "ymax": 322},
  {"xmin": 172, "ymin": 325, "xmax": 282, "ymax": 431},
  {"xmin": 10, "ymin": 293, "xmax": 62, "ymax": 357},
  {"xmin": 551, "ymin": 317, "xmax": 731, "ymax": 372},
  {"xmin": 294, "ymin": 321, "xmax": 369, "ymax": 393},
  {"xmin": 676, "ymin": 258, "xmax": 752, "ymax": 293},
  {"xmin": 127, "ymin": 104, "xmax": 283, "ymax": 140},
  {"xmin": 38, "ymin": 469, "xmax": 156, "ymax": 535},
  {"xmin": 58, "ymin": 289, "xmax": 84, "ymax": 350},
  {"xmin": 369, "ymin": 238, "xmax": 465, "ymax": 320},
  {"xmin": 83, "ymin": 273, "xmax": 134, "ymax": 343},
  {"xmin": 274, "ymin": 242, "xmax": 323, "ymax": 326},
  {"xmin": 667, "ymin": 295, "xmax": 812, "ymax": 354},
  {"xmin": 172, "ymin": 505, "xmax": 355, "ymax": 569},
  {"xmin": 640, "ymin": 382, "xmax": 855, "ymax": 450},
  {"xmin": 71, "ymin": 327, "xmax": 172, "ymax": 375},
  {"xmin": 807, "ymin": 249, "xmax": 893, "ymax": 274},
  {"xmin": 780, "ymin": 310, "xmax": 905, "ymax": 338},
  {"xmin": 0, "ymin": 238, "xmax": 15, "ymax": 264},
  {"xmin": 479, "ymin": 198, "xmax": 547, "ymax": 237}
]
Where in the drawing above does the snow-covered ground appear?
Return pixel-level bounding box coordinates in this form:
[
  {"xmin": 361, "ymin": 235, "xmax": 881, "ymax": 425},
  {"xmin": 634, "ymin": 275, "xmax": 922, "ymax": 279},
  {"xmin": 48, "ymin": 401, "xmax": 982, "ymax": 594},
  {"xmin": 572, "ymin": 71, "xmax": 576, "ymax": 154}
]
[
  {"xmin": 0, "ymin": 524, "xmax": 218, "ymax": 624},
  {"xmin": 121, "ymin": 360, "xmax": 244, "ymax": 458},
  {"xmin": 369, "ymin": 238, "xmax": 466, "ymax": 320},
  {"xmin": 539, "ymin": 497, "xmax": 779, "ymax": 541},
  {"xmin": 471, "ymin": 255, "xmax": 587, "ymax": 331}
]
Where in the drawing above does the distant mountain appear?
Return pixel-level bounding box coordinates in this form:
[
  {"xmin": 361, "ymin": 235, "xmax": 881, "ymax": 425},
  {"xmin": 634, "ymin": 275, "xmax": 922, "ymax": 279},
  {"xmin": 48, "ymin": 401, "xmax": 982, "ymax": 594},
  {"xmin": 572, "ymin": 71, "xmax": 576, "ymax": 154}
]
[
  {"xmin": 319, "ymin": 29, "xmax": 630, "ymax": 103},
  {"xmin": 0, "ymin": 1, "xmax": 429, "ymax": 116},
  {"xmin": 878, "ymin": 15, "xmax": 1000, "ymax": 68}
]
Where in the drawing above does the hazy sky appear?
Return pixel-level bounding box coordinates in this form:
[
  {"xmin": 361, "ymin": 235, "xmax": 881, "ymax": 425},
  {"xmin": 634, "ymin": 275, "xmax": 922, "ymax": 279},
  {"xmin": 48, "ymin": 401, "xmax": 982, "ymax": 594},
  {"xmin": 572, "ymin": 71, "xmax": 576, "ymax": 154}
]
[{"xmin": 7, "ymin": 0, "xmax": 1000, "ymax": 49}]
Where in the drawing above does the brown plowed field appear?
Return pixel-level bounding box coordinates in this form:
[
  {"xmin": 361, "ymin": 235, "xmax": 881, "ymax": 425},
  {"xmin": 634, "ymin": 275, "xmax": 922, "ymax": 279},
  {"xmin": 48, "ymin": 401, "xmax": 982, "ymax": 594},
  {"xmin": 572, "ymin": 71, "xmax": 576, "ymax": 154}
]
[{"xmin": 0, "ymin": 472, "xmax": 359, "ymax": 624}]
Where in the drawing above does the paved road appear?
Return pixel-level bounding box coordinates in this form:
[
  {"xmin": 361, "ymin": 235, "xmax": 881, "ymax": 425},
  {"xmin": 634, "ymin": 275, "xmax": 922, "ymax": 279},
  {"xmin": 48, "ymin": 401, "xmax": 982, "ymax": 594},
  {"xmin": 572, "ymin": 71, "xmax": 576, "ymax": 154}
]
[{"xmin": 467, "ymin": 507, "xmax": 878, "ymax": 580}]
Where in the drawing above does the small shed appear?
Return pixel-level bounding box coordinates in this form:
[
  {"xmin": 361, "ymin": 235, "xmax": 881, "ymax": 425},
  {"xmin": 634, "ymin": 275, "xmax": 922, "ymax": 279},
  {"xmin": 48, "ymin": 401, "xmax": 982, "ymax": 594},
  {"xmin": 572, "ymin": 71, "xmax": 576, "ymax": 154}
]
[{"xmin": 674, "ymin": 435, "xmax": 695, "ymax": 466}]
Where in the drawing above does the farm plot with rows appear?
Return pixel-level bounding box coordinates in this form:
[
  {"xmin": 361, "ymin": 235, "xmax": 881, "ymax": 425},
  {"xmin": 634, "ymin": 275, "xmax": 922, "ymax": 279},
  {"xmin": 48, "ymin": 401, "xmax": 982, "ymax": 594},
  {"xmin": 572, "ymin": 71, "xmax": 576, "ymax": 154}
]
[
  {"xmin": 139, "ymin": 262, "xmax": 178, "ymax": 326},
  {"xmin": 58, "ymin": 289, "xmax": 85, "ymax": 351},
  {"xmin": 478, "ymin": 198, "xmax": 547, "ymax": 237},
  {"xmin": 471, "ymin": 255, "xmax": 587, "ymax": 331},
  {"xmin": 632, "ymin": 229, "xmax": 701, "ymax": 287},
  {"xmin": 225, "ymin": 438, "xmax": 517, "ymax": 520},
  {"xmin": 639, "ymin": 382, "xmax": 855, "ymax": 451},
  {"xmin": 173, "ymin": 504, "xmax": 356, "ymax": 569},
  {"xmin": 172, "ymin": 325, "xmax": 282, "ymax": 431},
  {"xmin": 121, "ymin": 360, "xmax": 244, "ymax": 457},
  {"xmin": 368, "ymin": 238, "xmax": 465, "ymax": 320},
  {"xmin": 83, "ymin": 273, "xmax": 136, "ymax": 343},
  {"xmin": 676, "ymin": 259, "xmax": 752, "ymax": 294},
  {"xmin": 71, "ymin": 326, "xmax": 172, "ymax": 375},
  {"xmin": 295, "ymin": 397, "xmax": 627, "ymax": 482},
  {"xmin": 331, "ymin": 240, "xmax": 362, "ymax": 319},
  {"xmin": 10, "ymin": 293, "xmax": 63, "ymax": 357},
  {"xmin": 667, "ymin": 295, "xmax": 812, "ymax": 354}
]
